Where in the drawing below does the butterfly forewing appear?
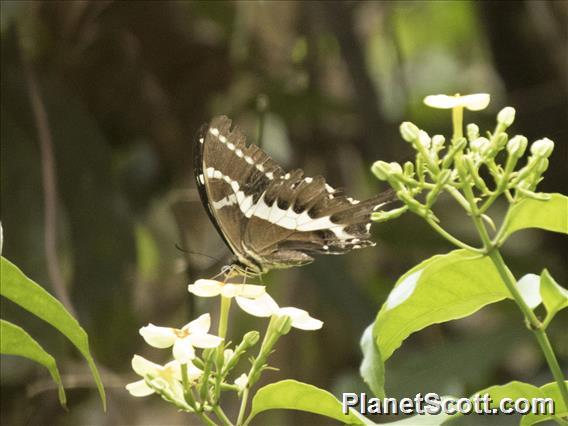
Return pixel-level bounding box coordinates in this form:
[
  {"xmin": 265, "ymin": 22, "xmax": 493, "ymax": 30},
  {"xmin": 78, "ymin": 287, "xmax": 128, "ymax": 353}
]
[{"xmin": 194, "ymin": 115, "xmax": 394, "ymax": 274}]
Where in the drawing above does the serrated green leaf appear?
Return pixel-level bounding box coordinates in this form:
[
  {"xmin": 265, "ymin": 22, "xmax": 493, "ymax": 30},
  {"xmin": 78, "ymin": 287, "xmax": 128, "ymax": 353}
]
[
  {"xmin": 0, "ymin": 319, "xmax": 66, "ymax": 407},
  {"xmin": 374, "ymin": 250, "xmax": 509, "ymax": 362},
  {"xmin": 0, "ymin": 256, "xmax": 106, "ymax": 410},
  {"xmin": 360, "ymin": 324, "xmax": 385, "ymax": 398},
  {"xmin": 247, "ymin": 379, "xmax": 369, "ymax": 425},
  {"xmin": 540, "ymin": 269, "xmax": 568, "ymax": 326},
  {"xmin": 501, "ymin": 193, "xmax": 568, "ymax": 240}
]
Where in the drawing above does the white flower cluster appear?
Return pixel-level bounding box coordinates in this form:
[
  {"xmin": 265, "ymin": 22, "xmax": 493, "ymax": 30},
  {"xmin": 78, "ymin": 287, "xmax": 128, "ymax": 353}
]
[{"xmin": 126, "ymin": 279, "xmax": 322, "ymax": 410}]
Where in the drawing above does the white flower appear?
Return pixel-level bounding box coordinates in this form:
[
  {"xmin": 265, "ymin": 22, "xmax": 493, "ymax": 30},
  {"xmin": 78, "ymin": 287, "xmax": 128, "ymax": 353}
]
[
  {"xmin": 188, "ymin": 279, "xmax": 266, "ymax": 299},
  {"xmin": 234, "ymin": 373, "xmax": 248, "ymax": 391},
  {"xmin": 424, "ymin": 93, "xmax": 490, "ymax": 111},
  {"xmin": 125, "ymin": 355, "xmax": 201, "ymax": 402},
  {"xmin": 139, "ymin": 314, "xmax": 223, "ymax": 363},
  {"xmin": 235, "ymin": 293, "xmax": 323, "ymax": 330}
]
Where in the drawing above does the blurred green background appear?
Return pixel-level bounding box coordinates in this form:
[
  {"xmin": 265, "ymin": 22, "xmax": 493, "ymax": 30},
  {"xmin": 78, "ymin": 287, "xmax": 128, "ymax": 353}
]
[{"xmin": 1, "ymin": 1, "xmax": 566, "ymax": 425}]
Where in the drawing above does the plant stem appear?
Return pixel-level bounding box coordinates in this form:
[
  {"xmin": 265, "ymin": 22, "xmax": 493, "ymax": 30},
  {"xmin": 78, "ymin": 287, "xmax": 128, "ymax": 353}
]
[
  {"xmin": 457, "ymin": 157, "xmax": 568, "ymax": 407},
  {"xmin": 196, "ymin": 411, "xmax": 219, "ymax": 426},
  {"xmin": 236, "ymin": 317, "xmax": 278, "ymax": 426},
  {"xmin": 212, "ymin": 405, "xmax": 233, "ymax": 426},
  {"xmin": 181, "ymin": 363, "xmax": 198, "ymax": 411},
  {"xmin": 487, "ymin": 249, "xmax": 568, "ymax": 408},
  {"xmin": 236, "ymin": 387, "xmax": 250, "ymax": 426},
  {"xmin": 425, "ymin": 217, "xmax": 482, "ymax": 253},
  {"xmin": 218, "ymin": 296, "xmax": 231, "ymax": 339},
  {"xmin": 452, "ymin": 105, "xmax": 464, "ymax": 140},
  {"xmin": 213, "ymin": 296, "xmax": 232, "ymax": 403}
]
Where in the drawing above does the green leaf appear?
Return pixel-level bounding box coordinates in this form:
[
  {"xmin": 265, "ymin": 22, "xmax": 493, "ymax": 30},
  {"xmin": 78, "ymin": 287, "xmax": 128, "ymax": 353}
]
[
  {"xmin": 0, "ymin": 319, "xmax": 66, "ymax": 407},
  {"xmin": 374, "ymin": 250, "xmax": 509, "ymax": 362},
  {"xmin": 0, "ymin": 256, "xmax": 106, "ymax": 410},
  {"xmin": 382, "ymin": 396, "xmax": 456, "ymax": 425},
  {"xmin": 501, "ymin": 193, "xmax": 568, "ymax": 240},
  {"xmin": 468, "ymin": 380, "xmax": 567, "ymax": 425},
  {"xmin": 520, "ymin": 381, "xmax": 568, "ymax": 425},
  {"xmin": 360, "ymin": 325, "xmax": 385, "ymax": 398},
  {"xmin": 540, "ymin": 269, "xmax": 568, "ymax": 326},
  {"xmin": 247, "ymin": 379, "xmax": 369, "ymax": 425}
]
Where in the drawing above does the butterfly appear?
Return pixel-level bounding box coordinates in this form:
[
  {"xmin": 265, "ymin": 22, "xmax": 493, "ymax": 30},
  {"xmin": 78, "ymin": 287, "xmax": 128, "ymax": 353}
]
[{"xmin": 194, "ymin": 116, "xmax": 393, "ymax": 276}]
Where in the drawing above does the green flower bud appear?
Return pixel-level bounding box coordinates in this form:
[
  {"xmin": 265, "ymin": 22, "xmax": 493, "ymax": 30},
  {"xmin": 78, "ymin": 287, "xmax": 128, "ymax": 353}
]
[
  {"xmin": 396, "ymin": 190, "xmax": 425, "ymax": 215},
  {"xmin": 274, "ymin": 315, "xmax": 293, "ymax": 335},
  {"xmin": 497, "ymin": 106, "xmax": 516, "ymax": 127},
  {"xmin": 530, "ymin": 138, "xmax": 554, "ymax": 158},
  {"xmin": 417, "ymin": 130, "xmax": 431, "ymax": 149},
  {"xmin": 442, "ymin": 137, "xmax": 467, "ymax": 169},
  {"xmin": 242, "ymin": 330, "xmax": 260, "ymax": 348},
  {"xmin": 466, "ymin": 123, "xmax": 479, "ymax": 141},
  {"xmin": 371, "ymin": 161, "xmax": 402, "ymax": 181},
  {"xmin": 431, "ymin": 135, "xmax": 445, "ymax": 151},
  {"xmin": 470, "ymin": 137, "xmax": 491, "ymax": 155},
  {"xmin": 494, "ymin": 132, "xmax": 508, "ymax": 150},
  {"xmin": 371, "ymin": 161, "xmax": 390, "ymax": 181},
  {"xmin": 390, "ymin": 162, "xmax": 403, "ymax": 176},
  {"xmin": 400, "ymin": 122, "xmax": 420, "ymax": 142},
  {"xmin": 438, "ymin": 169, "xmax": 452, "ymax": 185},
  {"xmin": 371, "ymin": 206, "xmax": 408, "ymax": 223},
  {"xmin": 506, "ymin": 135, "xmax": 527, "ymax": 158},
  {"xmin": 535, "ymin": 157, "xmax": 549, "ymax": 174},
  {"xmin": 403, "ymin": 161, "xmax": 415, "ymax": 176}
]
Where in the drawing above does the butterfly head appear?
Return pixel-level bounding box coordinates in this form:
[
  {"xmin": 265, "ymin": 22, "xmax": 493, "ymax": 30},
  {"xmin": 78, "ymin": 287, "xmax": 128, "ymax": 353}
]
[{"xmin": 223, "ymin": 258, "xmax": 263, "ymax": 278}]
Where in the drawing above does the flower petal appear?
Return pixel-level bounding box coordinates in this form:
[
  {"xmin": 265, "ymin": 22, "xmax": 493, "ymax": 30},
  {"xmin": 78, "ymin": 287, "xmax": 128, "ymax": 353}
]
[
  {"xmin": 173, "ymin": 337, "xmax": 196, "ymax": 363},
  {"xmin": 236, "ymin": 293, "xmax": 279, "ymax": 317},
  {"xmin": 184, "ymin": 313, "xmax": 211, "ymax": 334},
  {"xmin": 223, "ymin": 348, "xmax": 235, "ymax": 364},
  {"xmin": 460, "ymin": 94, "xmax": 490, "ymax": 111},
  {"xmin": 187, "ymin": 362, "xmax": 203, "ymax": 381},
  {"xmin": 221, "ymin": 283, "xmax": 266, "ymax": 299},
  {"xmin": 139, "ymin": 324, "xmax": 177, "ymax": 348},
  {"xmin": 126, "ymin": 379, "xmax": 154, "ymax": 397},
  {"xmin": 163, "ymin": 360, "xmax": 184, "ymax": 381},
  {"xmin": 131, "ymin": 355, "xmax": 161, "ymax": 376},
  {"xmin": 220, "ymin": 284, "xmax": 239, "ymax": 298},
  {"xmin": 234, "ymin": 373, "xmax": 248, "ymax": 391},
  {"xmin": 424, "ymin": 94, "xmax": 459, "ymax": 109},
  {"xmin": 277, "ymin": 307, "xmax": 323, "ymax": 330},
  {"xmin": 423, "ymin": 93, "xmax": 490, "ymax": 111},
  {"xmin": 188, "ymin": 279, "xmax": 222, "ymax": 297},
  {"xmin": 187, "ymin": 332, "xmax": 223, "ymax": 349}
]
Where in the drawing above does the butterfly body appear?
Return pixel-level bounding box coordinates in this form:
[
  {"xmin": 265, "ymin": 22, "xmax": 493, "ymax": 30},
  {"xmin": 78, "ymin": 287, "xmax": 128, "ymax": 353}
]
[{"xmin": 194, "ymin": 116, "xmax": 392, "ymax": 276}]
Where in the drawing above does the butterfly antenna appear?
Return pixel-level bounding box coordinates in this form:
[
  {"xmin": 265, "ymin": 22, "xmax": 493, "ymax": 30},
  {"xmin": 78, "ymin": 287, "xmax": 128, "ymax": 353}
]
[{"xmin": 174, "ymin": 244, "xmax": 221, "ymax": 263}]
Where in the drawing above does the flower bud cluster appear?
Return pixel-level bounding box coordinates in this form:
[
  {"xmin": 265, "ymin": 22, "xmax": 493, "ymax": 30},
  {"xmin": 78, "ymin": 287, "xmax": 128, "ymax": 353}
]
[{"xmin": 372, "ymin": 98, "xmax": 555, "ymax": 223}]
